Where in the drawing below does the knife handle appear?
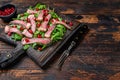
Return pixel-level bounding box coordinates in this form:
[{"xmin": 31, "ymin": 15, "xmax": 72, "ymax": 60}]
[{"xmin": 0, "ymin": 43, "xmax": 24, "ymax": 68}]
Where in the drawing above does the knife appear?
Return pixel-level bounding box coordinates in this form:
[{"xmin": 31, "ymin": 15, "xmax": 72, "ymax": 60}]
[{"xmin": 0, "ymin": 28, "xmax": 25, "ymax": 68}]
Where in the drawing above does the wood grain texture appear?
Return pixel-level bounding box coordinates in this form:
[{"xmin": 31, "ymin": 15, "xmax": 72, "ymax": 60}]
[{"xmin": 0, "ymin": 0, "xmax": 120, "ymax": 80}]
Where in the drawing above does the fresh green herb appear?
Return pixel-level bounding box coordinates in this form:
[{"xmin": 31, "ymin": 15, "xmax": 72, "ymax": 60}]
[
  {"xmin": 33, "ymin": 30, "xmax": 45, "ymax": 38},
  {"xmin": 24, "ymin": 12, "xmax": 29, "ymax": 16},
  {"xmin": 39, "ymin": 31, "xmax": 45, "ymax": 37},
  {"xmin": 29, "ymin": 6, "xmax": 33, "ymax": 10},
  {"xmin": 19, "ymin": 13, "xmax": 29, "ymax": 20},
  {"xmin": 34, "ymin": 3, "xmax": 46, "ymax": 9},
  {"xmin": 17, "ymin": 25, "xmax": 21, "ymax": 30},
  {"xmin": 32, "ymin": 43, "xmax": 37, "ymax": 48},
  {"xmin": 42, "ymin": 44, "xmax": 47, "ymax": 49},
  {"xmin": 34, "ymin": 30, "xmax": 40, "ymax": 35},
  {"xmin": 11, "ymin": 34, "xmax": 22, "ymax": 41},
  {"xmin": 23, "ymin": 44, "xmax": 30, "ymax": 50},
  {"xmin": 17, "ymin": 14, "xmax": 21, "ymax": 19},
  {"xmin": 49, "ymin": 11, "xmax": 59, "ymax": 18},
  {"xmin": 34, "ymin": 30, "xmax": 40, "ymax": 37},
  {"xmin": 51, "ymin": 24, "xmax": 66, "ymax": 42},
  {"xmin": 34, "ymin": 13, "xmax": 39, "ymax": 17},
  {"xmin": 13, "ymin": 14, "xmax": 21, "ymax": 20},
  {"xmin": 58, "ymin": 17, "xmax": 63, "ymax": 21}
]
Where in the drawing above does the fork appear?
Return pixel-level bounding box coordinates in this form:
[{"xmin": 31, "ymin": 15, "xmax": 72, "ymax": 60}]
[{"xmin": 55, "ymin": 41, "xmax": 76, "ymax": 70}]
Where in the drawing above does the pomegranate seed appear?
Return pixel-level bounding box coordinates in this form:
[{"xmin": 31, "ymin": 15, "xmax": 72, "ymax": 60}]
[
  {"xmin": 38, "ymin": 47, "xmax": 42, "ymax": 51},
  {"xmin": 8, "ymin": 32, "xmax": 11, "ymax": 36},
  {"xmin": 55, "ymin": 18, "xmax": 59, "ymax": 21},
  {"xmin": 13, "ymin": 25, "xmax": 17, "ymax": 28},
  {"xmin": 44, "ymin": 12, "xmax": 48, "ymax": 16},
  {"xmin": 0, "ymin": 7, "xmax": 14, "ymax": 16},
  {"xmin": 28, "ymin": 29, "xmax": 33, "ymax": 34},
  {"xmin": 62, "ymin": 20, "xmax": 65, "ymax": 23},
  {"xmin": 69, "ymin": 22, "xmax": 73, "ymax": 26},
  {"xmin": 36, "ymin": 8, "xmax": 39, "ymax": 11},
  {"xmin": 34, "ymin": 18, "xmax": 37, "ymax": 21},
  {"xmin": 47, "ymin": 25, "xmax": 50, "ymax": 28},
  {"xmin": 25, "ymin": 38, "xmax": 30, "ymax": 42},
  {"xmin": 42, "ymin": 9, "xmax": 47, "ymax": 13},
  {"xmin": 51, "ymin": 19, "xmax": 55, "ymax": 23},
  {"xmin": 11, "ymin": 7, "xmax": 14, "ymax": 11},
  {"xmin": 44, "ymin": 18, "xmax": 48, "ymax": 21},
  {"xmin": 27, "ymin": 18, "xmax": 30, "ymax": 22},
  {"xmin": 32, "ymin": 13, "xmax": 35, "ymax": 15},
  {"xmin": 37, "ymin": 23, "xmax": 41, "ymax": 27},
  {"xmin": 43, "ymin": 9, "xmax": 49, "ymax": 16},
  {"xmin": 20, "ymin": 26, "xmax": 24, "ymax": 31},
  {"xmin": 37, "ymin": 34, "xmax": 42, "ymax": 38}
]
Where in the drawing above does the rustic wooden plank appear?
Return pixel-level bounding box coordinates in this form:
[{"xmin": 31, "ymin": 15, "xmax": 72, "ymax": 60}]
[
  {"xmin": 0, "ymin": 69, "xmax": 45, "ymax": 80},
  {"xmin": 0, "ymin": 0, "xmax": 120, "ymax": 80},
  {"xmin": 1, "ymin": 0, "xmax": 120, "ymax": 15}
]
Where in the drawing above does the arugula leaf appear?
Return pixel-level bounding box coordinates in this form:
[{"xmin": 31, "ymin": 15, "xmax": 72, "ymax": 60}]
[
  {"xmin": 35, "ymin": 3, "xmax": 46, "ymax": 9},
  {"xmin": 39, "ymin": 31, "xmax": 45, "ymax": 37},
  {"xmin": 51, "ymin": 24, "xmax": 66, "ymax": 42},
  {"xmin": 33, "ymin": 30, "xmax": 45, "ymax": 38},
  {"xmin": 23, "ymin": 44, "xmax": 30, "ymax": 50},
  {"xmin": 14, "ymin": 14, "xmax": 21, "ymax": 20},
  {"xmin": 42, "ymin": 45, "xmax": 47, "ymax": 49},
  {"xmin": 49, "ymin": 11, "xmax": 59, "ymax": 18},
  {"xmin": 29, "ymin": 6, "xmax": 33, "ymax": 9},
  {"xmin": 17, "ymin": 25, "xmax": 21, "ymax": 30},
  {"xmin": 34, "ymin": 13, "xmax": 39, "ymax": 17},
  {"xmin": 34, "ymin": 30, "xmax": 40, "ymax": 37},
  {"xmin": 24, "ymin": 12, "xmax": 29, "ymax": 18},
  {"xmin": 58, "ymin": 17, "xmax": 63, "ymax": 21},
  {"xmin": 32, "ymin": 43, "xmax": 37, "ymax": 48},
  {"xmin": 11, "ymin": 34, "xmax": 22, "ymax": 41}
]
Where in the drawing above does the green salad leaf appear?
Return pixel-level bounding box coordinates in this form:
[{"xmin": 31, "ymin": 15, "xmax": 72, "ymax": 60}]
[
  {"xmin": 34, "ymin": 30, "xmax": 39, "ymax": 37},
  {"xmin": 23, "ymin": 44, "xmax": 30, "ymax": 50},
  {"xmin": 17, "ymin": 25, "xmax": 21, "ymax": 30},
  {"xmin": 34, "ymin": 3, "xmax": 46, "ymax": 9},
  {"xmin": 32, "ymin": 43, "xmax": 37, "ymax": 48},
  {"xmin": 39, "ymin": 31, "xmax": 45, "ymax": 37},
  {"xmin": 14, "ymin": 12, "xmax": 30, "ymax": 20},
  {"xmin": 11, "ymin": 34, "xmax": 23, "ymax": 41},
  {"xmin": 34, "ymin": 13, "xmax": 39, "ymax": 17},
  {"xmin": 17, "ymin": 14, "xmax": 21, "ymax": 19},
  {"xmin": 51, "ymin": 24, "xmax": 66, "ymax": 42},
  {"xmin": 24, "ymin": 12, "xmax": 29, "ymax": 17},
  {"xmin": 42, "ymin": 44, "xmax": 47, "ymax": 49},
  {"xmin": 34, "ymin": 30, "xmax": 45, "ymax": 38},
  {"xmin": 28, "ymin": 6, "xmax": 33, "ymax": 10},
  {"xmin": 49, "ymin": 11, "xmax": 59, "ymax": 18}
]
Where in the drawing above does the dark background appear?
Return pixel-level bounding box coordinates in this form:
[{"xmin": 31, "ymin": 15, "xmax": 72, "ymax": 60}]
[{"xmin": 0, "ymin": 0, "xmax": 120, "ymax": 80}]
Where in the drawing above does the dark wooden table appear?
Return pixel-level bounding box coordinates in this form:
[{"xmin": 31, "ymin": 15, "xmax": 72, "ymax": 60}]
[{"xmin": 0, "ymin": 0, "xmax": 120, "ymax": 80}]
